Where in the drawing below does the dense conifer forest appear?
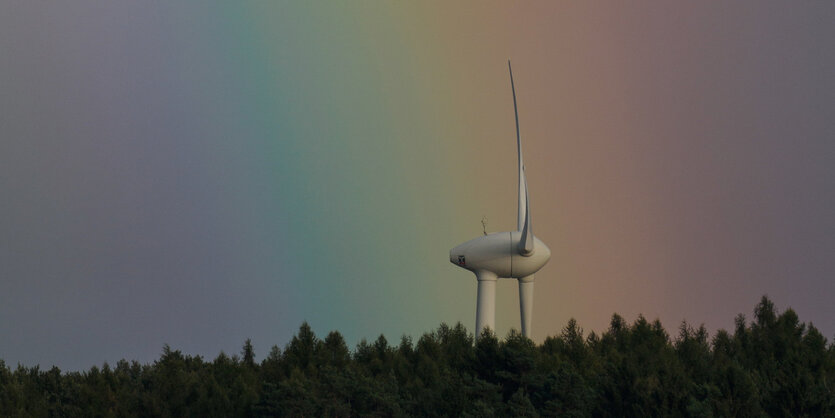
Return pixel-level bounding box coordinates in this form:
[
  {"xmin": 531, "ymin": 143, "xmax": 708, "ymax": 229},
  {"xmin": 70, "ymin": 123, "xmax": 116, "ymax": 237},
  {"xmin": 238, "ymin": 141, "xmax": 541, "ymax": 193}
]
[{"xmin": 1, "ymin": 296, "xmax": 833, "ymax": 417}]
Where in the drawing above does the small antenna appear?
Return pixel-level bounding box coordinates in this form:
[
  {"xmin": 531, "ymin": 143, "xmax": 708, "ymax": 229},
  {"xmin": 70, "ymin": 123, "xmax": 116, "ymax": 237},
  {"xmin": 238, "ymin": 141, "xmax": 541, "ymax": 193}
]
[{"xmin": 481, "ymin": 216, "xmax": 488, "ymax": 235}]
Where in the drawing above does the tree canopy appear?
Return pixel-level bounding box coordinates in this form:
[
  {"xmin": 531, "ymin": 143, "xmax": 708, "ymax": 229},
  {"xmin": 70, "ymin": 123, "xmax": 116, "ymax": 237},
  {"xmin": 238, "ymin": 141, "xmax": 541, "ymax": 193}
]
[{"xmin": 1, "ymin": 296, "xmax": 832, "ymax": 417}]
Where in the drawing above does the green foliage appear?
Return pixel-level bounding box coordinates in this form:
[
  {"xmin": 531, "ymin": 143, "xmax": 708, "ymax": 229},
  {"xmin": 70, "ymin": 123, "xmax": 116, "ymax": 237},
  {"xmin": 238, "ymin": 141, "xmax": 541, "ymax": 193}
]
[{"xmin": 0, "ymin": 297, "xmax": 833, "ymax": 416}]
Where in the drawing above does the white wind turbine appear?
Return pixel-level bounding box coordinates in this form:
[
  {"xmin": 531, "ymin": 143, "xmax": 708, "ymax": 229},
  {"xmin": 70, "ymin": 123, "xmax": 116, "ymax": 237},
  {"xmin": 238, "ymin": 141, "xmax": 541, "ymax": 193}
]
[{"xmin": 449, "ymin": 61, "xmax": 551, "ymax": 339}]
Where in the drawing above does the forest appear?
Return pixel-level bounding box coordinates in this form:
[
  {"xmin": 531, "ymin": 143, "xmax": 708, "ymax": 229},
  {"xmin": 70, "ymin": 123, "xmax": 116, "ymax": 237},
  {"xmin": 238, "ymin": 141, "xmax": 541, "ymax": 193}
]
[{"xmin": 1, "ymin": 296, "xmax": 833, "ymax": 417}]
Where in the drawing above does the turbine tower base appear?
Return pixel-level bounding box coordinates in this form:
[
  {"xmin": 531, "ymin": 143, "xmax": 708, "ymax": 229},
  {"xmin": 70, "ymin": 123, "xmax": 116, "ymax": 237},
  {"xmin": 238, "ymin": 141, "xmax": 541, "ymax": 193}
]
[{"xmin": 475, "ymin": 271, "xmax": 498, "ymax": 338}]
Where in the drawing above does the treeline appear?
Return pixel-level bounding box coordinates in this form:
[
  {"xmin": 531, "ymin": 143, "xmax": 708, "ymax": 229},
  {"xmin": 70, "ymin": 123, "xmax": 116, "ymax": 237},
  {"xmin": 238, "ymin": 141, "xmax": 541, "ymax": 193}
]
[{"xmin": 1, "ymin": 296, "xmax": 833, "ymax": 417}]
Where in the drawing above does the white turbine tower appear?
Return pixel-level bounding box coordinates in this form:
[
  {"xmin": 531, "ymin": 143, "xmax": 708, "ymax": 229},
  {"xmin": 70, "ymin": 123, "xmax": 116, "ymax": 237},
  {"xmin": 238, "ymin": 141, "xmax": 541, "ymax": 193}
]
[{"xmin": 449, "ymin": 61, "xmax": 551, "ymax": 339}]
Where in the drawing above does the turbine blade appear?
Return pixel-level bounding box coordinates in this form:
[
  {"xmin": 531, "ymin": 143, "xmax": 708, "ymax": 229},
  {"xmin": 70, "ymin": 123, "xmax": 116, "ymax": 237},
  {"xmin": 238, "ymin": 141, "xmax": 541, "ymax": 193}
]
[
  {"xmin": 509, "ymin": 60, "xmax": 534, "ymax": 255},
  {"xmin": 519, "ymin": 173, "xmax": 534, "ymax": 255},
  {"xmin": 509, "ymin": 60, "xmax": 525, "ymax": 232},
  {"xmin": 519, "ymin": 276, "xmax": 534, "ymax": 338}
]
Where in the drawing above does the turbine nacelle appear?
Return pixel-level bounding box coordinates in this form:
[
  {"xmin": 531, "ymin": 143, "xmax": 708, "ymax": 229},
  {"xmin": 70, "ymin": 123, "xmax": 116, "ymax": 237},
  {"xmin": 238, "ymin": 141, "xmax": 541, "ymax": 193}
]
[{"xmin": 449, "ymin": 232, "xmax": 551, "ymax": 279}]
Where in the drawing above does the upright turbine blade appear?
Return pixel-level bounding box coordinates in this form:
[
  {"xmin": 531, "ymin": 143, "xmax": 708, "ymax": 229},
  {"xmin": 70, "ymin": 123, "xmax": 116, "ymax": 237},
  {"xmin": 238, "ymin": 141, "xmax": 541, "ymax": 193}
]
[
  {"xmin": 509, "ymin": 60, "xmax": 534, "ymax": 256},
  {"xmin": 509, "ymin": 60, "xmax": 525, "ymax": 232},
  {"xmin": 519, "ymin": 175, "xmax": 533, "ymax": 255}
]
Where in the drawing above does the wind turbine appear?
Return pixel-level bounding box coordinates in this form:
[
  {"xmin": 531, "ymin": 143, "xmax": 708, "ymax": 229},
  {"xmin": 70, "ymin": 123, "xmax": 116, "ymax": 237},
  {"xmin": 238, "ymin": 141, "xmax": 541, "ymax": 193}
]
[{"xmin": 449, "ymin": 61, "xmax": 551, "ymax": 339}]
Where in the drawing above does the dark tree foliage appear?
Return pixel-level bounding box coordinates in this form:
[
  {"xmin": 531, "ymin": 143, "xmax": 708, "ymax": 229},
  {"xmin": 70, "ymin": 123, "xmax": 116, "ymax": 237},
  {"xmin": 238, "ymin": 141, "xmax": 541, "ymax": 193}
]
[{"xmin": 2, "ymin": 298, "xmax": 834, "ymax": 417}]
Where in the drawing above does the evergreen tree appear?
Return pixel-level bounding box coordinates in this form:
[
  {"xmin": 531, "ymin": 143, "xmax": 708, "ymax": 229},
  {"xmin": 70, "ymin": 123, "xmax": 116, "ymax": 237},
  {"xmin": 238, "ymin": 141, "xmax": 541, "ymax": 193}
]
[{"xmin": 1, "ymin": 295, "xmax": 833, "ymax": 416}]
